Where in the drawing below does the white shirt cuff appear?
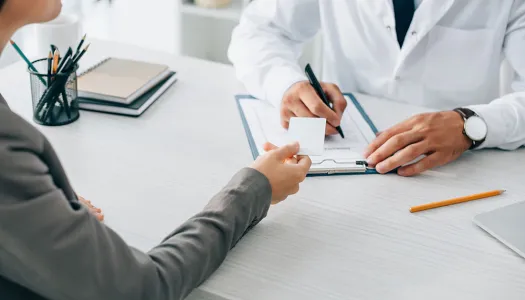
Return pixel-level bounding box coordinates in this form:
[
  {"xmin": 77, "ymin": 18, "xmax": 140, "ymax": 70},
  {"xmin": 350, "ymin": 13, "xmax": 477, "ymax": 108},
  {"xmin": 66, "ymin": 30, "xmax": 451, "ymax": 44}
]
[{"xmin": 262, "ymin": 65, "xmax": 307, "ymax": 108}]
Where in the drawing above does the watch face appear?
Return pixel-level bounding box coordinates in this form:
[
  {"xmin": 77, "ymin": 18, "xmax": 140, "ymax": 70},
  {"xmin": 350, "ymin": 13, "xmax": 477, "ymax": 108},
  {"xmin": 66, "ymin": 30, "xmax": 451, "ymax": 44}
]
[{"xmin": 465, "ymin": 116, "xmax": 487, "ymax": 141}]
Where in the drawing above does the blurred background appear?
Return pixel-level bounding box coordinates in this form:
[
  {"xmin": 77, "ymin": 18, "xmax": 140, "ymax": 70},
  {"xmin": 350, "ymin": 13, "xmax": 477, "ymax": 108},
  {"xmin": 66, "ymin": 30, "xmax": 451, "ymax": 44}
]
[{"xmin": 0, "ymin": 0, "xmax": 322, "ymax": 72}]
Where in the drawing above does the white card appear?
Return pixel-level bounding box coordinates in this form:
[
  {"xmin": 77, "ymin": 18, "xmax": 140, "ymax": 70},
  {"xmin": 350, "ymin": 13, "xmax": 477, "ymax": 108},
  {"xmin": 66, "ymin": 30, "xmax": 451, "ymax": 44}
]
[{"xmin": 288, "ymin": 117, "xmax": 326, "ymax": 155}]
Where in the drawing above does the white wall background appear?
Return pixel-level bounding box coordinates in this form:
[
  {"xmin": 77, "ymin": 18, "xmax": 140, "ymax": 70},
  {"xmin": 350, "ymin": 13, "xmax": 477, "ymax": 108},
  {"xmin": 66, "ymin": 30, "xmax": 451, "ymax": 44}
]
[
  {"xmin": 0, "ymin": 0, "xmax": 321, "ymax": 72},
  {"xmin": 0, "ymin": 0, "xmax": 510, "ymax": 95},
  {"xmin": 0, "ymin": 0, "xmax": 179, "ymax": 68}
]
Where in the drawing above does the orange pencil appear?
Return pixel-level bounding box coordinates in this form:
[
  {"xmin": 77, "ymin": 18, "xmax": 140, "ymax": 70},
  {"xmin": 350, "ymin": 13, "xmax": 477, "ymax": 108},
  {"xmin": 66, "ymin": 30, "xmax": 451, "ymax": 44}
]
[
  {"xmin": 410, "ymin": 189, "xmax": 505, "ymax": 213},
  {"xmin": 52, "ymin": 49, "xmax": 60, "ymax": 74}
]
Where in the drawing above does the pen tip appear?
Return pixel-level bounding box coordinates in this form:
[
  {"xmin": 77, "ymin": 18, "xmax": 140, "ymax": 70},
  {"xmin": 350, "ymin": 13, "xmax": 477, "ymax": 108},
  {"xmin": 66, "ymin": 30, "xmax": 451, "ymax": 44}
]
[
  {"xmin": 84, "ymin": 43, "xmax": 90, "ymax": 51},
  {"xmin": 82, "ymin": 33, "xmax": 86, "ymax": 39},
  {"xmin": 9, "ymin": 40, "xmax": 14, "ymax": 45},
  {"xmin": 338, "ymin": 128, "xmax": 345, "ymax": 138}
]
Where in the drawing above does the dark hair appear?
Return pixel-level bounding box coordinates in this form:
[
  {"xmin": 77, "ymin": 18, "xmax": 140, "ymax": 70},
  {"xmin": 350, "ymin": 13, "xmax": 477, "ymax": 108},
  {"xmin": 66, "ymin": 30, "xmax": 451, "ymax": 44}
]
[{"xmin": 0, "ymin": 0, "xmax": 5, "ymax": 11}]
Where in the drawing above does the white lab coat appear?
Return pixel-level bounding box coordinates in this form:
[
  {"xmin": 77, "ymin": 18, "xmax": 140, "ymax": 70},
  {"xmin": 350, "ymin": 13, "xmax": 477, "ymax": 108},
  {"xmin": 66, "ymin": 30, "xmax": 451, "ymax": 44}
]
[{"xmin": 228, "ymin": 0, "xmax": 525, "ymax": 150}]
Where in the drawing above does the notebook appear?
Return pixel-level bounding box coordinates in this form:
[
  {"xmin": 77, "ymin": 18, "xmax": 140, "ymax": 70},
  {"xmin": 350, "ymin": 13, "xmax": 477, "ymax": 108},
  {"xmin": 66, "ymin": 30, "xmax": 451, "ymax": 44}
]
[
  {"xmin": 77, "ymin": 72, "xmax": 177, "ymax": 117},
  {"xmin": 76, "ymin": 57, "xmax": 172, "ymax": 104},
  {"xmin": 236, "ymin": 93, "xmax": 383, "ymax": 176}
]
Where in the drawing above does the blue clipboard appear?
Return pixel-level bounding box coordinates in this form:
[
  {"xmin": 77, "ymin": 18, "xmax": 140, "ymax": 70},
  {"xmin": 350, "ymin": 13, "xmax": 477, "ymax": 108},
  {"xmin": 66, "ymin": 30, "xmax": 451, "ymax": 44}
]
[{"xmin": 235, "ymin": 93, "xmax": 382, "ymax": 176}]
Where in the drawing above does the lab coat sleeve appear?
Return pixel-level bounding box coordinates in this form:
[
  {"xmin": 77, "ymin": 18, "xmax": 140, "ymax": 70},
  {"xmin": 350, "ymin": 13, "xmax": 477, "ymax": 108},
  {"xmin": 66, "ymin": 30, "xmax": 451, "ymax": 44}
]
[
  {"xmin": 467, "ymin": 1, "xmax": 525, "ymax": 150},
  {"xmin": 228, "ymin": 0, "xmax": 320, "ymax": 107}
]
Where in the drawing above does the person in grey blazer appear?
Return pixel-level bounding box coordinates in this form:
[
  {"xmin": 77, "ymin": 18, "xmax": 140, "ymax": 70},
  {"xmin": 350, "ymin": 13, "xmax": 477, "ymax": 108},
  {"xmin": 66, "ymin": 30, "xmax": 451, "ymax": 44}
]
[{"xmin": 0, "ymin": 1, "xmax": 312, "ymax": 299}]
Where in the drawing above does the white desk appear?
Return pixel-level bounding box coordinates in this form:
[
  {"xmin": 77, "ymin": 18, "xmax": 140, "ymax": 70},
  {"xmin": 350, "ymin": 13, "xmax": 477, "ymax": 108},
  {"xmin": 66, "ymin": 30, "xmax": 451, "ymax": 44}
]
[{"xmin": 2, "ymin": 40, "xmax": 524, "ymax": 300}]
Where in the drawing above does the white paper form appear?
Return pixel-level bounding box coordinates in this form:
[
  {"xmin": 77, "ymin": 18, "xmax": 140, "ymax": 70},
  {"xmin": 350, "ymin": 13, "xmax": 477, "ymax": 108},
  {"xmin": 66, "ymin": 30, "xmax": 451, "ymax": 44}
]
[{"xmin": 240, "ymin": 96, "xmax": 376, "ymax": 166}]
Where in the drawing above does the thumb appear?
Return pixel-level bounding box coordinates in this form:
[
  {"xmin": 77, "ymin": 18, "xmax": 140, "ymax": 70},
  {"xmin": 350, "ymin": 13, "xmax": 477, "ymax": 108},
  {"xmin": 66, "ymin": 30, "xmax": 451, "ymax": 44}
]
[
  {"xmin": 272, "ymin": 142, "xmax": 300, "ymax": 161},
  {"xmin": 263, "ymin": 142, "xmax": 278, "ymax": 152}
]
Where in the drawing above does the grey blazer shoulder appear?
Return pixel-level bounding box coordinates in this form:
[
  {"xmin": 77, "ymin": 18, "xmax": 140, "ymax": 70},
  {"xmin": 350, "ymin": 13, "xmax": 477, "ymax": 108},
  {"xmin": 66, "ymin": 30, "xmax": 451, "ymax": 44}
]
[{"xmin": 0, "ymin": 94, "xmax": 272, "ymax": 300}]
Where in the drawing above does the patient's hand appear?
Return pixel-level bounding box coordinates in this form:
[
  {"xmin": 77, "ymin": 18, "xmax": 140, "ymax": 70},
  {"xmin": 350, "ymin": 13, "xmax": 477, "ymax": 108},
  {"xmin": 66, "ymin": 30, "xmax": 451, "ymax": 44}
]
[
  {"xmin": 78, "ymin": 195, "xmax": 104, "ymax": 221},
  {"xmin": 251, "ymin": 142, "xmax": 311, "ymax": 205}
]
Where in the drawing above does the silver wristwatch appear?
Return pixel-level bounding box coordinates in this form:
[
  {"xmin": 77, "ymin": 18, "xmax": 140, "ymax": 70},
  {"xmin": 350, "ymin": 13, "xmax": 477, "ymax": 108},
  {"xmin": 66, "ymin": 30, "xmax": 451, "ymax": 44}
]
[{"xmin": 453, "ymin": 108, "xmax": 488, "ymax": 149}]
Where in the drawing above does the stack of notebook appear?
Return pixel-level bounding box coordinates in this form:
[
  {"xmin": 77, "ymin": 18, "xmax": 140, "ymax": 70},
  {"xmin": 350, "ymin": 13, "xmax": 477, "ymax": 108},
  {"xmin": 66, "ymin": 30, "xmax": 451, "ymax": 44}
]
[{"xmin": 76, "ymin": 58, "xmax": 177, "ymax": 116}]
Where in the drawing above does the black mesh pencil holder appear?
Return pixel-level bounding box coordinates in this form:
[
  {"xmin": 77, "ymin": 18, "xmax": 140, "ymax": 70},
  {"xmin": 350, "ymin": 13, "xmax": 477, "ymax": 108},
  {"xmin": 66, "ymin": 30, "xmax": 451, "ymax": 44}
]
[{"xmin": 28, "ymin": 58, "xmax": 80, "ymax": 126}]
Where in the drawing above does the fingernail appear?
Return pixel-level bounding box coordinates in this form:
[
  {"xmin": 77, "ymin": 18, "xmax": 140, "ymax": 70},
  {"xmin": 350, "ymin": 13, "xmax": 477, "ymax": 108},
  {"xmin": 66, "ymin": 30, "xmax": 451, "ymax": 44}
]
[
  {"xmin": 366, "ymin": 157, "xmax": 375, "ymax": 165},
  {"xmin": 376, "ymin": 162, "xmax": 385, "ymax": 173}
]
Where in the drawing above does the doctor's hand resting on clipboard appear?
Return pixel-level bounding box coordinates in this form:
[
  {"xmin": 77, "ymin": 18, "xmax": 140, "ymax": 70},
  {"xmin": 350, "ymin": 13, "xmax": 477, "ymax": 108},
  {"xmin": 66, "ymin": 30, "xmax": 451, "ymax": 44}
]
[{"xmin": 229, "ymin": 0, "xmax": 525, "ymax": 177}]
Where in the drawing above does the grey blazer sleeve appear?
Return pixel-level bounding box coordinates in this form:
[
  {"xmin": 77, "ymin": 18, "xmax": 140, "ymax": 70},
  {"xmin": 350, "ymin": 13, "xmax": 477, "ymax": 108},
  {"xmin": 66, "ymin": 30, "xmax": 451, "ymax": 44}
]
[{"xmin": 0, "ymin": 119, "xmax": 272, "ymax": 300}]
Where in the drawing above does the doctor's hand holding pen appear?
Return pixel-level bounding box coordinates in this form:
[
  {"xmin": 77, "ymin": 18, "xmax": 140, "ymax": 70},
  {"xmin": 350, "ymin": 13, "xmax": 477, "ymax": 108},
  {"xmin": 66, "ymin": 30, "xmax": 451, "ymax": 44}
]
[
  {"xmin": 279, "ymin": 64, "xmax": 347, "ymax": 137},
  {"xmin": 281, "ymin": 80, "xmax": 347, "ymax": 137}
]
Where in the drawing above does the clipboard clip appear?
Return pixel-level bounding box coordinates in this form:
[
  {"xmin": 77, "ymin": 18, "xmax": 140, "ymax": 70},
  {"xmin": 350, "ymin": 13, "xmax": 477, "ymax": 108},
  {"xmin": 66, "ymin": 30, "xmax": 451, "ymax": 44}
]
[
  {"xmin": 356, "ymin": 160, "xmax": 376, "ymax": 171},
  {"xmin": 309, "ymin": 159, "xmax": 370, "ymax": 175},
  {"xmin": 312, "ymin": 159, "xmax": 368, "ymax": 165},
  {"xmin": 356, "ymin": 160, "xmax": 368, "ymax": 167}
]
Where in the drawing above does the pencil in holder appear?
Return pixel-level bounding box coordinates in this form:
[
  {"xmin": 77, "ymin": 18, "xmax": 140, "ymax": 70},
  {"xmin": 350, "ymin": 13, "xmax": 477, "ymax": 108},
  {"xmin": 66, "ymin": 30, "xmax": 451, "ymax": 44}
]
[{"xmin": 28, "ymin": 58, "xmax": 80, "ymax": 126}]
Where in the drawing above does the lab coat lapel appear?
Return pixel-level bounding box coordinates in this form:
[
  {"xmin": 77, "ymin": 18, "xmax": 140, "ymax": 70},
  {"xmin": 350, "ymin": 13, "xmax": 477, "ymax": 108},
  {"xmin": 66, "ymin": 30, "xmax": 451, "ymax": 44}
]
[
  {"xmin": 411, "ymin": 0, "xmax": 455, "ymax": 42},
  {"xmin": 355, "ymin": 0, "xmax": 399, "ymax": 54},
  {"xmin": 397, "ymin": 0, "xmax": 455, "ymax": 69}
]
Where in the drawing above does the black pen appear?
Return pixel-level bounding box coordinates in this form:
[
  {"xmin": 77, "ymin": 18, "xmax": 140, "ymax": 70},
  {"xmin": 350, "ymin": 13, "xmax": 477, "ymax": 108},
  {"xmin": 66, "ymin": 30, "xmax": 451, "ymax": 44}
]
[
  {"xmin": 46, "ymin": 51, "xmax": 52, "ymax": 86},
  {"xmin": 41, "ymin": 76, "xmax": 69, "ymax": 121},
  {"xmin": 304, "ymin": 64, "xmax": 344, "ymax": 138},
  {"xmin": 36, "ymin": 71, "xmax": 68, "ymax": 116},
  {"xmin": 60, "ymin": 88, "xmax": 71, "ymax": 119},
  {"xmin": 56, "ymin": 47, "xmax": 73, "ymax": 74}
]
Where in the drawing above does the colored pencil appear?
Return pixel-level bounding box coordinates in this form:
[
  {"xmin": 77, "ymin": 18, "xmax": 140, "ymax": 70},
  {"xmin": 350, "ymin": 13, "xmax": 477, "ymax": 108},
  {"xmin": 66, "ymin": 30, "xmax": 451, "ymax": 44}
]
[
  {"xmin": 72, "ymin": 44, "xmax": 90, "ymax": 66},
  {"xmin": 52, "ymin": 50, "xmax": 60, "ymax": 74},
  {"xmin": 410, "ymin": 190, "xmax": 506, "ymax": 213},
  {"xmin": 10, "ymin": 40, "xmax": 47, "ymax": 85},
  {"xmin": 74, "ymin": 34, "xmax": 86, "ymax": 57}
]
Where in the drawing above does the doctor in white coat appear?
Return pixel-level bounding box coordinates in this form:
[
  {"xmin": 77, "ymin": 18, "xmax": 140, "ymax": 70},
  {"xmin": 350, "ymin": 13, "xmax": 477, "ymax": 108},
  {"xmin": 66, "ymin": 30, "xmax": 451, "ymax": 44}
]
[{"xmin": 228, "ymin": 0, "xmax": 525, "ymax": 176}]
